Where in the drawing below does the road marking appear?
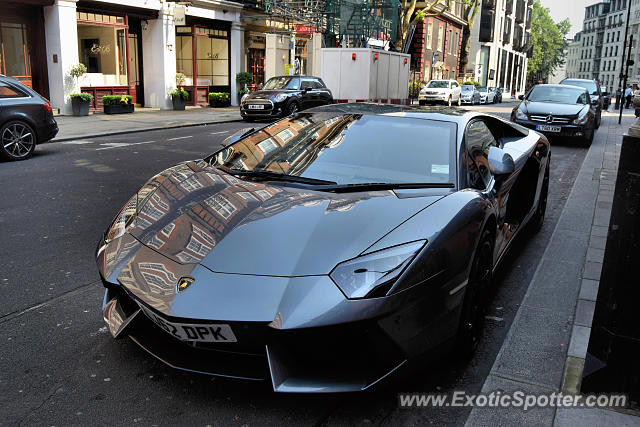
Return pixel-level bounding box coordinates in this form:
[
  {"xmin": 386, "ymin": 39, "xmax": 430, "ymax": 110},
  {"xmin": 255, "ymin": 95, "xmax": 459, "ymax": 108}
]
[
  {"xmin": 96, "ymin": 141, "xmax": 155, "ymax": 151},
  {"xmin": 210, "ymin": 131, "xmax": 229, "ymax": 135},
  {"xmin": 63, "ymin": 140, "xmax": 93, "ymax": 145},
  {"xmin": 167, "ymin": 135, "xmax": 193, "ymax": 141}
]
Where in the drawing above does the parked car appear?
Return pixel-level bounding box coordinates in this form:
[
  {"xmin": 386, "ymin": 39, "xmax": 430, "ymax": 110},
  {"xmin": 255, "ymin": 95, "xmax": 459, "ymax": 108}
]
[
  {"xmin": 0, "ymin": 75, "xmax": 58, "ymax": 161},
  {"xmin": 559, "ymin": 78, "xmax": 602, "ymax": 128},
  {"xmin": 511, "ymin": 83, "xmax": 596, "ymax": 146},
  {"xmin": 461, "ymin": 84, "xmax": 481, "ymax": 105},
  {"xmin": 240, "ymin": 76, "xmax": 333, "ymax": 121},
  {"xmin": 601, "ymin": 88, "xmax": 611, "ymax": 110},
  {"xmin": 489, "ymin": 87, "xmax": 502, "ymax": 103},
  {"xmin": 418, "ymin": 79, "xmax": 462, "ymax": 106},
  {"xmin": 477, "ymin": 86, "xmax": 495, "ymax": 104},
  {"xmin": 96, "ymin": 103, "xmax": 550, "ymax": 392}
]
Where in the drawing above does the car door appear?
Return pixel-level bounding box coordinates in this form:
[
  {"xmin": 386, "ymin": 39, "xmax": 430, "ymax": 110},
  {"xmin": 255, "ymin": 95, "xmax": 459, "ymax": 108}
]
[
  {"xmin": 451, "ymin": 81, "xmax": 461, "ymax": 101},
  {"xmin": 299, "ymin": 78, "xmax": 315, "ymax": 109}
]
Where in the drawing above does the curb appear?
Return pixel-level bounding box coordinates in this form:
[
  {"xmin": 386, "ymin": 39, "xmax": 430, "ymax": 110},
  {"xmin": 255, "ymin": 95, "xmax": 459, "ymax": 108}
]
[{"xmin": 49, "ymin": 117, "xmax": 244, "ymax": 143}]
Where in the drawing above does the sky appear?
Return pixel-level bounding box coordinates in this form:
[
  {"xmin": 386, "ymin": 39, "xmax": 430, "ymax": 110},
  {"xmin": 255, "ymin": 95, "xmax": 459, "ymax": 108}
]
[{"xmin": 539, "ymin": 0, "xmax": 600, "ymax": 39}]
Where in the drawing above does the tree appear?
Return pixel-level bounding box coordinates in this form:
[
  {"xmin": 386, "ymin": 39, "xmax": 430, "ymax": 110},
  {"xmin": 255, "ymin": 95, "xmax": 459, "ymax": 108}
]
[
  {"xmin": 526, "ymin": 0, "xmax": 570, "ymax": 86},
  {"xmin": 458, "ymin": 0, "xmax": 480, "ymax": 80}
]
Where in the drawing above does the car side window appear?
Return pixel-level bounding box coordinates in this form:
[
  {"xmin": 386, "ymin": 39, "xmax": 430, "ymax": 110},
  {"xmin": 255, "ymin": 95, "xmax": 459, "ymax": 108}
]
[
  {"xmin": 0, "ymin": 82, "xmax": 27, "ymax": 99},
  {"xmin": 465, "ymin": 120, "xmax": 498, "ymax": 190},
  {"xmin": 312, "ymin": 79, "xmax": 324, "ymax": 89},
  {"xmin": 301, "ymin": 79, "xmax": 313, "ymax": 90}
]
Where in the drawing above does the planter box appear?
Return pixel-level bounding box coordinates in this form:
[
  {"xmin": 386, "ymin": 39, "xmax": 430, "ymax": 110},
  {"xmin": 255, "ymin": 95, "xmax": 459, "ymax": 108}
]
[
  {"xmin": 71, "ymin": 98, "xmax": 91, "ymax": 116},
  {"xmin": 172, "ymin": 95, "xmax": 186, "ymax": 110},
  {"xmin": 209, "ymin": 99, "xmax": 231, "ymax": 108},
  {"xmin": 104, "ymin": 103, "xmax": 134, "ymax": 114}
]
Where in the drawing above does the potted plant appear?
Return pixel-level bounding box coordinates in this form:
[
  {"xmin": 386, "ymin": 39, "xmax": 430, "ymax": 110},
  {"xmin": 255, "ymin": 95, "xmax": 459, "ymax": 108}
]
[
  {"xmin": 103, "ymin": 95, "xmax": 134, "ymax": 114},
  {"xmin": 169, "ymin": 87, "xmax": 189, "ymax": 110},
  {"xmin": 208, "ymin": 92, "xmax": 230, "ymax": 107},
  {"xmin": 176, "ymin": 72, "xmax": 187, "ymax": 86},
  {"xmin": 69, "ymin": 93, "xmax": 94, "ymax": 116},
  {"xmin": 236, "ymin": 71, "xmax": 253, "ymax": 100},
  {"xmin": 238, "ymin": 88, "xmax": 249, "ymax": 103}
]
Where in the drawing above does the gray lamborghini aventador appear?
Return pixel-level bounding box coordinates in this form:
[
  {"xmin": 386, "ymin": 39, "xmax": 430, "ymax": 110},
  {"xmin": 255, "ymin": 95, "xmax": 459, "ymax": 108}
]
[{"xmin": 96, "ymin": 103, "xmax": 550, "ymax": 393}]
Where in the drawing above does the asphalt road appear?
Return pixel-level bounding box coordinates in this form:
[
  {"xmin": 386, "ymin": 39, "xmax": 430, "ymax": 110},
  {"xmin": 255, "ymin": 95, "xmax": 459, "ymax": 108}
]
[{"xmin": 0, "ymin": 106, "xmax": 591, "ymax": 426}]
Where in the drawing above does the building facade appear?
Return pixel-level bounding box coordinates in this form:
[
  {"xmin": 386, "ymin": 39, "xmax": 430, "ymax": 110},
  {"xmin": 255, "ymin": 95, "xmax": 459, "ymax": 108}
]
[
  {"xmin": 408, "ymin": 0, "xmax": 467, "ymax": 83},
  {"xmin": 467, "ymin": 0, "xmax": 532, "ymax": 97},
  {"xmin": 565, "ymin": 34, "xmax": 581, "ymax": 79},
  {"xmin": 577, "ymin": 0, "xmax": 628, "ymax": 93}
]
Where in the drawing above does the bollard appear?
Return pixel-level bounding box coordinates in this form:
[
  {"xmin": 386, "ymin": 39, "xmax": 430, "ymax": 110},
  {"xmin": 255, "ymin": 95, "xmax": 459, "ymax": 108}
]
[
  {"xmin": 582, "ymin": 117, "xmax": 640, "ymax": 401},
  {"xmin": 615, "ymin": 89, "xmax": 621, "ymax": 110}
]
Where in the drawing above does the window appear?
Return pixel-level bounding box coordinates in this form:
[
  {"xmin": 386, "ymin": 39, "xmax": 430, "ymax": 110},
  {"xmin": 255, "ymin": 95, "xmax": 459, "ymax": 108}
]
[
  {"xmin": 0, "ymin": 23, "xmax": 31, "ymax": 84},
  {"xmin": 0, "ymin": 82, "xmax": 26, "ymax": 98},
  {"xmin": 437, "ymin": 25, "xmax": 444, "ymax": 51},
  {"xmin": 76, "ymin": 14, "xmax": 128, "ymax": 86},
  {"xmin": 257, "ymin": 138, "xmax": 279, "ymax": 154},
  {"xmin": 300, "ymin": 79, "xmax": 314, "ymax": 90},
  {"xmin": 276, "ymin": 128, "xmax": 294, "ymax": 143},
  {"xmin": 465, "ymin": 121, "xmax": 497, "ymax": 189},
  {"xmin": 448, "ymin": 29, "xmax": 453, "ymax": 54},
  {"xmin": 426, "ymin": 22, "xmax": 433, "ymax": 49}
]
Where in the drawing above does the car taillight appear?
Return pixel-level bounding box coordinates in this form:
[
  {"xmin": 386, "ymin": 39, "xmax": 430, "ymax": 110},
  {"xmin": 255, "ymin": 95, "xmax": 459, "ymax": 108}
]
[{"xmin": 43, "ymin": 102, "xmax": 52, "ymax": 112}]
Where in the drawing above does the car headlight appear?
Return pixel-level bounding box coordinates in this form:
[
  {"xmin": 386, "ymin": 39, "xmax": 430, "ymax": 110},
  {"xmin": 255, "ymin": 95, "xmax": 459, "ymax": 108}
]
[
  {"xmin": 241, "ymin": 93, "xmax": 249, "ymax": 103},
  {"xmin": 273, "ymin": 93, "xmax": 287, "ymax": 103},
  {"xmin": 330, "ymin": 240, "xmax": 426, "ymax": 299},
  {"xmin": 516, "ymin": 109, "xmax": 527, "ymax": 120},
  {"xmin": 105, "ymin": 194, "xmax": 137, "ymax": 243},
  {"xmin": 573, "ymin": 115, "xmax": 589, "ymax": 125}
]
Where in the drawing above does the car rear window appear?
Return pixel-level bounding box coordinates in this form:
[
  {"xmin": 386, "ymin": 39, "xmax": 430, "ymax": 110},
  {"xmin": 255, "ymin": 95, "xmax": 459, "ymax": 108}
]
[
  {"xmin": 562, "ymin": 79, "xmax": 598, "ymax": 95},
  {"xmin": 0, "ymin": 82, "xmax": 27, "ymax": 99},
  {"xmin": 209, "ymin": 113, "xmax": 456, "ymax": 185}
]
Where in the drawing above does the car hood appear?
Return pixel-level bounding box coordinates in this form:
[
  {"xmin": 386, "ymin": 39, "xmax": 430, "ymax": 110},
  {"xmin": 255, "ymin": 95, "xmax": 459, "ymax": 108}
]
[
  {"xmin": 423, "ymin": 87, "xmax": 449, "ymax": 92},
  {"xmin": 522, "ymin": 101, "xmax": 587, "ymax": 117},
  {"xmin": 127, "ymin": 162, "xmax": 445, "ymax": 277}
]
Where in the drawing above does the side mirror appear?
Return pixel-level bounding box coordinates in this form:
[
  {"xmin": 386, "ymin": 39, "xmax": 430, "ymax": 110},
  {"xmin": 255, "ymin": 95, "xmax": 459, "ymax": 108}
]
[
  {"xmin": 303, "ymin": 87, "xmax": 312, "ymax": 92},
  {"xmin": 518, "ymin": 94, "xmax": 525, "ymax": 100},
  {"xmin": 221, "ymin": 127, "xmax": 254, "ymax": 147},
  {"xmin": 488, "ymin": 146, "xmax": 515, "ymax": 176}
]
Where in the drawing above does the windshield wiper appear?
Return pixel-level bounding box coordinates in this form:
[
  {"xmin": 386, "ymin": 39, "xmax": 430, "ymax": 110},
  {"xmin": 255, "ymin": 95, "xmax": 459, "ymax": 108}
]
[
  {"xmin": 310, "ymin": 182, "xmax": 455, "ymax": 193},
  {"xmin": 216, "ymin": 165, "xmax": 337, "ymax": 185}
]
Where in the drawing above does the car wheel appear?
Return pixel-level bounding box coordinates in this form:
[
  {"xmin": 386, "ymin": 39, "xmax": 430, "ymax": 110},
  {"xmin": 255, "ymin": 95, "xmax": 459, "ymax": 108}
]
[
  {"xmin": 457, "ymin": 96, "xmax": 462, "ymax": 106},
  {"xmin": 595, "ymin": 112, "xmax": 601, "ymax": 129},
  {"xmin": 531, "ymin": 162, "xmax": 549, "ymax": 232},
  {"xmin": 419, "ymin": 100, "xmax": 426, "ymax": 106},
  {"xmin": 582, "ymin": 127, "xmax": 595, "ymax": 147},
  {"xmin": 286, "ymin": 101, "xmax": 300, "ymax": 116},
  {"xmin": 455, "ymin": 229, "xmax": 493, "ymax": 358},
  {"xmin": 447, "ymin": 96, "xmax": 452, "ymax": 107},
  {"xmin": 0, "ymin": 120, "xmax": 37, "ymax": 161}
]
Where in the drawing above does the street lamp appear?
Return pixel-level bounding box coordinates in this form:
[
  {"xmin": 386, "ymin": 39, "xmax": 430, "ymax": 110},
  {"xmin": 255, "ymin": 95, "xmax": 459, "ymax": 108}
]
[{"xmin": 618, "ymin": 0, "xmax": 633, "ymax": 124}]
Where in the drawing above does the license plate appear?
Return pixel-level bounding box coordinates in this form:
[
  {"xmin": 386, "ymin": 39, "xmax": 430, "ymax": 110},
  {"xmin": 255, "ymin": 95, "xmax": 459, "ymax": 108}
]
[
  {"xmin": 248, "ymin": 104, "xmax": 264, "ymax": 110},
  {"xmin": 536, "ymin": 125, "xmax": 561, "ymax": 132},
  {"xmin": 141, "ymin": 306, "xmax": 237, "ymax": 343}
]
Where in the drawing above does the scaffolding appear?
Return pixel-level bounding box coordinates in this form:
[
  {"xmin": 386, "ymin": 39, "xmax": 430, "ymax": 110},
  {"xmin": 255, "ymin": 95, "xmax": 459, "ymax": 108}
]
[{"xmin": 260, "ymin": 0, "xmax": 398, "ymax": 47}]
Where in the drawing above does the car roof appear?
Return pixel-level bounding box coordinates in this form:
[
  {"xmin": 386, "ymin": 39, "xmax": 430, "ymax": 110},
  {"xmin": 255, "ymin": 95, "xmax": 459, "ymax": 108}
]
[
  {"xmin": 561, "ymin": 78, "xmax": 597, "ymax": 83},
  {"xmin": 270, "ymin": 75, "xmax": 320, "ymax": 79},
  {"xmin": 532, "ymin": 83, "xmax": 588, "ymax": 91}
]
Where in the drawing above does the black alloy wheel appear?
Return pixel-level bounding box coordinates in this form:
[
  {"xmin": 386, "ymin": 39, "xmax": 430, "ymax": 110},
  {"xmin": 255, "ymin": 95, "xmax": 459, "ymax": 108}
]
[{"xmin": 455, "ymin": 229, "xmax": 493, "ymax": 358}]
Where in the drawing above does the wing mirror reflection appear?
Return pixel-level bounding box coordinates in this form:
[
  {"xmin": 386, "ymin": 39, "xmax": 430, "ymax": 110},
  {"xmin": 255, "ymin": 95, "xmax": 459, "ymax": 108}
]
[
  {"xmin": 518, "ymin": 94, "xmax": 525, "ymax": 100},
  {"xmin": 488, "ymin": 146, "xmax": 515, "ymax": 176}
]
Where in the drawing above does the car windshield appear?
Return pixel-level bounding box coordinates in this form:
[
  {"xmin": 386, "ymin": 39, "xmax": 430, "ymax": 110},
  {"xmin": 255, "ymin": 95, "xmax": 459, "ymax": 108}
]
[
  {"xmin": 462, "ymin": 85, "xmax": 475, "ymax": 92},
  {"xmin": 478, "ymin": 87, "xmax": 487, "ymax": 93},
  {"xmin": 263, "ymin": 77, "xmax": 300, "ymax": 90},
  {"xmin": 562, "ymin": 79, "xmax": 598, "ymax": 96},
  {"xmin": 527, "ymin": 85, "xmax": 588, "ymax": 105},
  {"xmin": 207, "ymin": 113, "xmax": 456, "ymax": 186},
  {"xmin": 427, "ymin": 80, "xmax": 450, "ymax": 88}
]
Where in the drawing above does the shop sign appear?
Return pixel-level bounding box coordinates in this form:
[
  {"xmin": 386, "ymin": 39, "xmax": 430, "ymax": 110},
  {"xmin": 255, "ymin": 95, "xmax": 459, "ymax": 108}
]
[
  {"xmin": 91, "ymin": 44, "xmax": 111, "ymax": 54},
  {"xmin": 174, "ymin": 6, "xmax": 186, "ymax": 26}
]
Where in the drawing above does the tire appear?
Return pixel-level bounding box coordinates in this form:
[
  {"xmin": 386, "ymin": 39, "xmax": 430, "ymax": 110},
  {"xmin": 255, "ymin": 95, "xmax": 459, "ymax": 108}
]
[
  {"xmin": 286, "ymin": 101, "xmax": 300, "ymax": 116},
  {"xmin": 447, "ymin": 96, "xmax": 452, "ymax": 107},
  {"xmin": 581, "ymin": 127, "xmax": 595, "ymax": 147},
  {"xmin": 531, "ymin": 162, "xmax": 549, "ymax": 232},
  {"xmin": 419, "ymin": 100, "xmax": 426, "ymax": 106},
  {"xmin": 595, "ymin": 111, "xmax": 601, "ymax": 129},
  {"xmin": 455, "ymin": 229, "xmax": 493, "ymax": 358},
  {"xmin": 457, "ymin": 96, "xmax": 462, "ymax": 106},
  {"xmin": 0, "ymin": 120, "xmax": 37, "ymax": 161}
]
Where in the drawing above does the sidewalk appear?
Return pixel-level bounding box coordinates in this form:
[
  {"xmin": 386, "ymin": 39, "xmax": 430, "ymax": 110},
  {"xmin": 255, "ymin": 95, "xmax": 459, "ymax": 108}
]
[
  {"xmin": 51, "ymin": 107, "xmax": 242, "ymax": 142},
  {"xmin": 465, "ymin": 111, "xmax": 640, "ymax": 426}
]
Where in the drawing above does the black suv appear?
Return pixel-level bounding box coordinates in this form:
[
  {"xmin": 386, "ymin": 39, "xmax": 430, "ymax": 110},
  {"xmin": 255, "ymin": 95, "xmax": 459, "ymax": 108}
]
[
  {"xmin": 559, "ymin": 78, "xmax": 603, "ymax": 128},
  {"xmin": 240, "ymin": 76, "xmax": 333, "ymax": 121}
]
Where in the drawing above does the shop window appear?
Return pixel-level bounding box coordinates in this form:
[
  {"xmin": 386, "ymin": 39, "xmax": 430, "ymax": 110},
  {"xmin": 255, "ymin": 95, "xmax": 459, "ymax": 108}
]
[
  {"xmin": 196, "ymin": 34, "xmax": 229, "ymax": 86},
  {"xmin": 76, "ymin": 13, "xmax": 128, "ymax": 87},
  {"xmin": 248, "ymin": 48, "xmax": 265, "ymax": 88},
  {"xmin": 0, "ymin": 23, "xmax": 31, "ymax": 84},
  {"xmin": 176, "ymin": 34, "xmax": 193, "ymax": 84}
]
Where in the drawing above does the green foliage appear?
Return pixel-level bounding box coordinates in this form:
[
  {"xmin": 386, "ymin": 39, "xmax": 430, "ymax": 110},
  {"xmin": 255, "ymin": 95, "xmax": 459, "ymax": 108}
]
[
  {"xmin": 235, "ymin": 72, "xmax": 253, "ymax": 85},
  {"xmin": 102, "ymin": 95, "xmax": 132, "ymax": 106},
  {"xmin": 409, "ymin": 81, "xmax": 424, "ymax": 98},
  {"xmin": 175, "ymin": 73, "xmax": 187, "ymax": 86},
  {"xmin": 70, "ymin": 92, "xmax": 94, "ymax": 101},
  {"xmin": 169, "ymin": 87, "xmax": 189, "ymax": 100},
  {"xmin": 69, "ymin": 63, "xmax": 87, "ymax": 78},
  {"xmin": 238, "ymin": 88, "xmax": 249, "ymax": 96},
  {"xmin": 208, "ymin": 92, "xmax": 230, "ymax": 101},
  {"xmin": 462, "ymin": 80, "xmax": 480, "ymax": 87},
  {"xmin": 527, "ymin": 0, "xmax": 570, "ymax": 80}
]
